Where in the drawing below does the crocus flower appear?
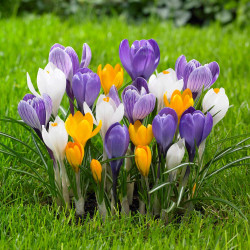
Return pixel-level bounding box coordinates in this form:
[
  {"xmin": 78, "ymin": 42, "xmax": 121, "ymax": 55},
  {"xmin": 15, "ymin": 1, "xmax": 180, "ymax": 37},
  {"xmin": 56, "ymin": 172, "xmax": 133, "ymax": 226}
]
[
  {"xmin": 105, "ymin": 123, "xmax": 129, "ymax": 179},
  {"xmin": 152, "ymin": 108, "xmax": 178, "ymax": 155},
  {"xmin": 148, "ymin": 68, "xmax": 183, "ymax": 111},
  {"xmin": 202, "ymin": 88, "xmax": 229, "ymax": 126},
  {"xmin": 83, "ymin": 95, "xmax": 124, "ymax": 139},
  {"xmin": 66, "ymin": 142, "xmax": 84, "ymax": 173},
  {"xmin": 90, "ymin": 159, "xmax": 102, "ymax": 183},
  {"xmin": 179, "ymin": 107, "xmax": 213, "ymax": 161},
  {"xmin": 18, "ymin": 93, "xmax": 52, "ymax": 133},
  {"xmin": 97, "ymin": 64, "xmax": 123, "ymax": 95},
  {"xmin": 65, "ymin": 111, "xmax": 102, "ymax": 146},
  {"xmin": 27, "ymin": 62, "xmax": 66, "ymax": 116},
  {"xmin": 129, "ymin": 120, "xmax": 153, "ymax": 146},
  {"xmin": 166, "ymin": 139, "xmax": 185, "ymax": 170},
  {"xmin": 175, "ymin": 55, "xmax": 220, "ymax": 98},
  {"xmin": 122, "ymin": 85, "xmax": 156, "ymax": 124},
  {"xmin": 132, "ymin": 77, "xmax": 149, "ymax": 94},
  {"xmin": 119, "ymin": 39, "xmax": 160, "ymax": 80},
  {"xmin": 108, "ymin": 85, "xmax": 121, "ymax": 107},
  {"xmin": 72, "ymin": 68, "xmax": 101, "ymax": 112},
  {"xmin": 42, "ymin": 116, "xmax": 68, "ymax": 162},
  {"xmin": 164, "ymin": 89, "xmax": 194, "ymax": 122},
  {"xmin": 135, "ymin": 146, "xmax": 152, "ymax": 177}
]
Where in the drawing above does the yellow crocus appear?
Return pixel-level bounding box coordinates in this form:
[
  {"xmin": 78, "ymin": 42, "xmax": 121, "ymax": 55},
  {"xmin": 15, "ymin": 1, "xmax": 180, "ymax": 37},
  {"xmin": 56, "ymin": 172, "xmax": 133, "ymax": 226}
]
[
  {"xmin": 129, "ymin": 120, "xmax": 153, "ymax": 146},
  {"xmin": 65, "ymin": 142, "xmax": 84, "ymax": 173},
  {"xmin": 97, "ymin": 64, "xmax": 123, "ymax": 95},
  {"xmin": 135, "ymin": 146, "xmax": 152, "ymax": 177},
  {"xmin": 164, "ymin": 88, "xmax": 194, "ymax": 122},
  {"xmin": 90, "ymin": 159, "xmax": 102, "ymax": 183},
  {"xmin": 65, "ymin": 111, "xmax": 102, "ymax": 146}
]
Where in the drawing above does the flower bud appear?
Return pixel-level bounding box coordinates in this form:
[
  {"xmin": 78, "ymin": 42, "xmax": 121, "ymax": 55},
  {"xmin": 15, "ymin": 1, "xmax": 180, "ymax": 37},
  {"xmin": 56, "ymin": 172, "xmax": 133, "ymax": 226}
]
[
  {"xmin": 65, "ymin": 142, "xmax": 84, "ymax": 173},
  {"xmin": 202, "ymin": 88, "xmax": 229, "ymax": 126},
  {"xmin": 129, "ymin": 120, "xmax": 153, "ymax": 146},
  {"xmin": 135, "ymin": 146, "xmax": 152, "ymax": 177},
  {"xmin": 90, "ymin": 159, "xmax": 102, "ymax": 183},
  {"xmin": 166, "ymin": 139, "xmax": 185, "ymax": 169}
]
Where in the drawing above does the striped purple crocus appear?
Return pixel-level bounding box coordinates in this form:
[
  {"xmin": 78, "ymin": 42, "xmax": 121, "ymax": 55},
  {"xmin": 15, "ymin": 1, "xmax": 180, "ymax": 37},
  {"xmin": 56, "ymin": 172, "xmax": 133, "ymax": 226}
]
[
  {"xmin": 175, "ymin": 55, "xmax": 220, "ymax": 98},
  {"xmin": 179, "ymin": 107, "xmax": 213, "ymax": 162},
  {"xmin": 18, "ymin": 94, "xmax": 52, "ymax": 136},
  {"xmin": 119, "ymin": 39, "xmax": 160, "ymax": 80},
  {"xmin": 122, "ymin": 85, "xmax": 155, "ymax": 124}
]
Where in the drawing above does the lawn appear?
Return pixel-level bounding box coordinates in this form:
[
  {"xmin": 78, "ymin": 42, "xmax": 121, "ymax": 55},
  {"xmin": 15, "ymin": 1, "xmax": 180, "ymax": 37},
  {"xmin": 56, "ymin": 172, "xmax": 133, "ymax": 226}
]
[{"xmin": 0, "ymin": 15, "xmax": 249, "ymax": 249}]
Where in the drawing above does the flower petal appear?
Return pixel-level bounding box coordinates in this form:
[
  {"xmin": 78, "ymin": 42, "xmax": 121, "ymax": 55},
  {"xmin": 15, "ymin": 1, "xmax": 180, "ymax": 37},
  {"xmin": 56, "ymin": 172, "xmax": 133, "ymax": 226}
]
[{"xmin": 175, "ymin": 55, "xmax": 187, "ymax": 80}]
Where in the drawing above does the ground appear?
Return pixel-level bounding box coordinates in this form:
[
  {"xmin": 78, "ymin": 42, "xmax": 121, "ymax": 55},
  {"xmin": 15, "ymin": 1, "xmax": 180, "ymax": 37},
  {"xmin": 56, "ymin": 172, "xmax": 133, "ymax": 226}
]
[{"xmin": 0, "ymin": 15, "xmax": 249, "ymax": 249}]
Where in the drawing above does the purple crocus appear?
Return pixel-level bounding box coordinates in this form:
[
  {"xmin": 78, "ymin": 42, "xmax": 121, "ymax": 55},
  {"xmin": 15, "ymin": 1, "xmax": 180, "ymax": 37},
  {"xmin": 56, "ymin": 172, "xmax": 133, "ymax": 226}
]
[
  {"xmin": 105, "ymin": 122, "xmax": 129, "ymax": 202},
  {"xmin": 72, "ymin": 68, "xmax": 101, "ymax": 112},
  {"xmin": 175, "ymin": 55, "xmax": 220, "ymax": 98},
  {"xmin": 152, "ymin": 108, "xmax": 178, "ymax": 156},
  {"xmin": 179, "ymin": 107, "xmax": 213, "ymax": 161},
  {"xmin": 122, "ymin": 85, "xmax": 155, "ymax": 124},
  {"xmin": 132, "ymin": 77, "xmax": 149, "ymax": 94},
  {"xmin": 108, "ymin": 85, "xmax": 121, "ymax": 107},
  {"xmin": 119, "ymin": 39, "xmax": 160, "ymax": 80},
  {"xmin": 18, "ymin": 94, "xmax": 52, "ymax": 135}
]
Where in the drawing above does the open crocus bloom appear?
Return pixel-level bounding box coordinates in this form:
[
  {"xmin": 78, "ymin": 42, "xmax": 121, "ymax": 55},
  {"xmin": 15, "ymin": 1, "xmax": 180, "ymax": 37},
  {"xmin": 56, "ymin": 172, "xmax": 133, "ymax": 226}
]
[
  {"xmin": 122, "ymin": 85, "xmax": 156, "ymax": 124},
  {"xmin": 18, "ymin": 93, "xmax": 52, "ymax": 133},
  {"xmin": 119, "ymin": 39, "xmax": 160, "ymax": 80},
  {"xmin": 202, "ymin": 88, "xmax": 229, "ymax": 126},
  {"xmin": 65, "ymin": 142, "xmax": 84, "ymax": 173},
  {"xmin": 175, "ymin": 55, "xmax": 220, "ymax": 98},
  {"xmin": 164, "ymin": 88, "xmax": 194, "ymax": 122},
  {"xmin": 152, "ymin": 107, "xmax": 178, "ymax": 155},
  {"xmin": 129, "ymin": 120, "xmax": 153, "ymax": 146},
  {"xmin": 27, "ymin": 62, "xmax": 66, "ymax": 116},
  {"xmin": 179, "ymin": 107, "xmax": 213, "ymax": 161},
  {"xmin": 83, "ymin": 95, "xmax": 124, "ymax": 139},
  {"xmin": 135, "ymin": 146, "xmax": 152, "ymax": 177},
  {"xmin": 65, "ymin": 111, "xmax": 102, "ymax": 146},
  {"xmin": 97, "ymin": 64, "xmax": 123, "ymax": 95},
  {"xmin": 42, "ymin": 116, "xmax": 68, "ymax": 161},
  {"xmin": 148, "ymin": 68, "xmax": 183, "ymax": 111}
]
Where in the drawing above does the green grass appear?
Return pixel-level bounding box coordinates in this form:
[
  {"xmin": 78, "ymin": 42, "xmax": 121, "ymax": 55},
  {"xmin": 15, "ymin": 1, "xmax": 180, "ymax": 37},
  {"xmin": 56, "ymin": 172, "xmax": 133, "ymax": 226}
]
[{"xmin": 0, "ymin": 15, "xmax": 249, "ymax": 249}]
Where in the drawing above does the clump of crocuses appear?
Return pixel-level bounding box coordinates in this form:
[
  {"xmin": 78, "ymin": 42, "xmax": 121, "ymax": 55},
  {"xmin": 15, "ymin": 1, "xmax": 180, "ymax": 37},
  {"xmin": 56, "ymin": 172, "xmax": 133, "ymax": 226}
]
[{"xmin": 15, "ymin": 38, "xmax": 231, "ymax": 221}]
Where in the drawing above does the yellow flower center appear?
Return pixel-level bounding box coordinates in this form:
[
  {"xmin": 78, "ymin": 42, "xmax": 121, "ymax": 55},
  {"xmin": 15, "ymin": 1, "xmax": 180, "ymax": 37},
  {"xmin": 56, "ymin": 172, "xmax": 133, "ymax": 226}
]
[
  {"xmin": 162, "ymin": 70, "xmax": 170, "ymax": 74},
  {"xmin": 214, "ymin": 88, "xmax": 220, "ymax": 94},
  {"xmin": 103, "ymin": 97, "xmax": 110, "ymax": 102},
  {"xmin": 51, "ymin": 122, "xmax": 58, "ymax": 127},
  {"xmin": 46, "ymin": 70, "xmax": 50, "ymax": 74}
]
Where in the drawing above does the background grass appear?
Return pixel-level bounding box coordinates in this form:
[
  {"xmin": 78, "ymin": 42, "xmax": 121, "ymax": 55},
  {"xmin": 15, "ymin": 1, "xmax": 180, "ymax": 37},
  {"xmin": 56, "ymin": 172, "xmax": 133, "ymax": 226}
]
[{"xmin": 0, "ymin": 15, "xmax": 249, "ymax": 249}]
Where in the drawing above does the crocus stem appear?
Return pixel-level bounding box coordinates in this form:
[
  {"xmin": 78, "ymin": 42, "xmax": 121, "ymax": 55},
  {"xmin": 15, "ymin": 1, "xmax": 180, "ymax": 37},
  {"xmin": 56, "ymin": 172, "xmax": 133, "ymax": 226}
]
[
  {"xmin": 125, "ymin": 146, "xmax": 134, "ymax": 205},
  {"xmin": 69, "ymin": 97, "xmax": 75, "ymax": 115},
  {"xmin": 112, "ymin": 176, "xmax": 118, "ymax": 206},
  {"xmin": 145, "ymin": 176, "xmax": 150, "ymax": 206},
  {"xmin": 59, "ymin": 159, "xmax": 70, "ymax": 209},
  {"xmin": 75, "ymin": 171, "xmax": 82, "ymax": 199}
]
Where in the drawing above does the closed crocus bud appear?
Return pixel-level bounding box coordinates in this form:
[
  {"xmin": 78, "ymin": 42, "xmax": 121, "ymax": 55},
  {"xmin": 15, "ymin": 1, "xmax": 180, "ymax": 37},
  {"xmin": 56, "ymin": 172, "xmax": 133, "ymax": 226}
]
[
  {"xmin": 72, "ymin": 68, "xmax": 101, "ymax": 112},
  {"xmin": 65, "ymin": 111, "xmax": 102, "ymax": 146},
  {"xmin": 18, "ymin": 93, "xmax": 52, "ymax": 133},
  {"xmin": 122, "ymin": 85, "xmax": 156, "ymax": 124},
  {"xmin": 42, "ymin": 116, "xmax": 68, "ymax": 161},
  {"xmin": 105, "ymin": 123, "xmax": 130, "ymax": 179},
  {"xmin": 152, "ymin": 108, "xmax": 178, "ymax": 155},
  {"xmin": 129, "ymin": 120, "xmax": 153, "ymax": 146},
  {"xmin": 119, "ymin": 39, "xmax": 160, "ymax": 80},
  {"xmin": 80, "ymin": 43, "xmax": 92, "ymax": 68},
  {"xmin": 148, "ymin": 68, "xmax": 183, "ymax": 111},
  {"xmin": 97, "ymin": 64, "xmax": 123, "ymax": 95},
  {"xmin": 66, "ymin": 142, "xmax": 84, "ymax": 173},
  {"xmin": 179, "ymin": 107, "xmax": 213, "ymax": 161},
  {"xmin": 135, "ymin": 146, "xmax": 152, "ymax": 177},
  {"xmin": 164, "ymin": 88, "xmax": 194, "ymax": 122},
  {"xmin": 90, "ymin": 159, "xmax": 102, "ymax": 183},
  {"xmin": 166, "ymin": 139, "xmax": 185, "ymax": 169},
  {"xmin": 202, "ymin": 88, "xmax": 229, "ymax": 126},
  {"xmin": 175, "ymin": 55, "xmax": 220, "ymax": 98}
]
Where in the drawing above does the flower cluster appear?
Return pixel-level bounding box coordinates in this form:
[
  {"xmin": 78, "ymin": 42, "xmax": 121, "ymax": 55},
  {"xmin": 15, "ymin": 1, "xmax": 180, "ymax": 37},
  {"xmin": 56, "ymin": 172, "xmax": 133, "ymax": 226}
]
[{"xmin": 18, "ymin": 39, "xmax": 229, "ymax": 219}]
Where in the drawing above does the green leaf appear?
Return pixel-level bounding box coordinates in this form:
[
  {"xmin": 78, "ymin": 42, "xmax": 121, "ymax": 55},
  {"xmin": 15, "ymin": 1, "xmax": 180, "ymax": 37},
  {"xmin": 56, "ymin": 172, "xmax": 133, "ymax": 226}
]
[
  {"xmin": 163, "ymin": 162, "xmax": 198, "ymax": 175},
  {"xmin": 149, "ymin": 182, "xmax": 173, "ymax": 194},
  {"xmin": 100, "ymin": 154, "xmax": 135, "ymax": 165}
]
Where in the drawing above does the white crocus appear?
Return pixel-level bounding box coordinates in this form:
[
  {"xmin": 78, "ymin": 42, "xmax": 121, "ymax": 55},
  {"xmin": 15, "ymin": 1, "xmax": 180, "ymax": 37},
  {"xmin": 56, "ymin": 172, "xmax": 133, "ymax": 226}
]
[
  {"xmin": 27, "ymin": 62, "xmax": 66, "ymax": 116},
  {"xmin": 148, "ymin": 68, "xmax": 183, "ymax": 111},
  {"xmin": 42, "ymin": 116, "xmax": 70, "ymax": 207},
  {"xmin": 202, "ymin": 88, "xmax": 229, "ymax": 126},
  {"xmin": 83, "ymin": 94, "xmax": 124, "ymax": 139}
]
